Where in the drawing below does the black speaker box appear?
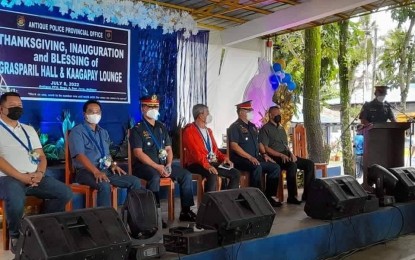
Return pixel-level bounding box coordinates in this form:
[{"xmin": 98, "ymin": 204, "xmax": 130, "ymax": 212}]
[
  {"xmin": 196, "ymin": 187, "xmax": 276, "ymax": 245},
  {"xmin": 15, "ymin": 207, "xmax": 131, "ymax": 260},
  {"xmin": 388, "ymin": 167, "xmax": 415, "ymax": 202},
  {"xmin": 304, "ymin": 176, "xmax": 368, "ymax": 220}
]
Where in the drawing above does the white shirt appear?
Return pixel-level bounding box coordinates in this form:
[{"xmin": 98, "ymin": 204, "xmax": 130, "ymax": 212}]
[
  {"xmin": 199, "ymin": 127, "xmax": 213, "ymax": 152},
  {"xmin": 0, "ymin": 118, "xmax": 42, "ymax": 177}
]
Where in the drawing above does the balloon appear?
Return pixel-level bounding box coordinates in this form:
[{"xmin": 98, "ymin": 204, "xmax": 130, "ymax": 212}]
[
  {"xmin": 287, "ymin": 81, "xmax": 296, "ymax": 91},
  {"xmin": 269, "ymin": 74, "xmax": 279, "ymax": 85},
  {"xmin": 271, "ymin": 82, "xmax": 279, "ymax": 90},
  {"xmin": 273, "ymin": 63, "xmax": 282, "ymax": 72},
  {"xmin": 276, "ymin": 70, "xmax": 285, "ymax": 81},
  {"xmin": 276, "ymin": 59, "xmax": 286, "ymax": 70},
  {"xmin": 282, "ymin": 73, "xmax": 292, "ymax": 83}
]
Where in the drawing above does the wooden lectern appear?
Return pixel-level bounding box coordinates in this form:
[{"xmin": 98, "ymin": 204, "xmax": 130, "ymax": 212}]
[{"xmin": 359, "ymin": 122, "xmax": 410, "ymax": 191}]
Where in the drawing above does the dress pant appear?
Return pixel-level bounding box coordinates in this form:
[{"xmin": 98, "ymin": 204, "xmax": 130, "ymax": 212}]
[
  {"xmin": 75, "ymin": 168, "xmax": 141, "ymax": 207},
  {"xmin": 186, "ymin": 163, "xmax": 241, "ymax": 192},
  {"xmin": 271, "ymin": 156, "xmax": 315, "ymax": 200},
  {"xmin": 233, "ymin": 158, "xmax": 280, "ymax": 198},
  {"xmin": 132, "ymin": 163, "xmax": 195, "ymax": 208}
]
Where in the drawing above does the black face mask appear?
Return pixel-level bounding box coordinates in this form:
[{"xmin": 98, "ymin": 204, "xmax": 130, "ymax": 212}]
[
  {"xmin": 6, "ymin": 107, "xmax": 23, "ymax": 120},
  {"xmin": 273, "ymin": 115, "xmax": 281, "ymax": 124}
]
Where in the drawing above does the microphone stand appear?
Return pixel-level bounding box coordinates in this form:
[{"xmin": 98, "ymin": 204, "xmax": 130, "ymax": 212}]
[{"xmin": 385, "ymin": 101, "xmax": 415, "ymax": 166}]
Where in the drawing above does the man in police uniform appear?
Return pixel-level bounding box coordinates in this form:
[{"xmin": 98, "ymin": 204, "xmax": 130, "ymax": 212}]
[
  {"xmin": 228, "ymin": 101, "xmax": 281, "ymax": 207},
  {"xmin": 359, "ymin": 85, "xmax": 396, "ymax": 124},
  {"xmin": 129, "ymin": 95, "xmax": 196, "ymax": 222},
  {"xmin": 259, "ymin": 105, "xmax": 315, "ymax": 204}
]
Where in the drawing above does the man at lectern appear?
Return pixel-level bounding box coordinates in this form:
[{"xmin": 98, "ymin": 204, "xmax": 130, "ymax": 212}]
[{"xmin": 359, "ymin": 85, "xmax": 396, "ymax": 125}]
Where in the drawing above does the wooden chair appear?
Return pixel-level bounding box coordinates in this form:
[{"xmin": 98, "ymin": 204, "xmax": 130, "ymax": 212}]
[
  {"xmin": 276, "ymin": 124, "xmax": 328, "ymax": 202},
  {"xmin": 65, "ymin": 131, "xmax": 117, "ymax": 211},
  {"xmin": 179, "ymin": 128, "xmax": 221, "ymax": 205},
  {"xmin": 1, "ymin": 196, "xmax": 43, "ymax": 250},
  {"xmin": 292, "ymin": 124, "xmax": 328, "ymax": 178},
  {"xmin": 127, "ymin": 129, "xmax": 175, "ymax": 221}
]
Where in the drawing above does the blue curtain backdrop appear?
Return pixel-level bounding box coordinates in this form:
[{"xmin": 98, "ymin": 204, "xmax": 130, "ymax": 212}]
[
  {"xmin": 177, "ymin": 30, "xmax": 209, "ymax": 125},
  {"xmin": 135, "ymin": 28, "xmax": 178, "ymax": 130}
]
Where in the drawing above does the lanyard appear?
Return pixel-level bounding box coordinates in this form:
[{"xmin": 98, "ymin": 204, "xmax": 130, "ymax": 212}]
[
  {"xmin": 82, "ymin": 123, "xmax": 106, "ymax": 158},
  {"xmin": 195, "ymin": 123, "xmax": 212, "ymax": 153},
  {"xmin": 143, "ymin": 120, "xmax": 163, "ymax": 150},
  {"xmin": 0, "ymin": 121, "xmax": 32, "ymax": 152}
]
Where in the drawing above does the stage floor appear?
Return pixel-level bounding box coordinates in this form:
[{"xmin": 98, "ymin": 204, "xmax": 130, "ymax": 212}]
[{"xmin": 2, "ymin": 195, "xmax": 415, "ymax": 260}]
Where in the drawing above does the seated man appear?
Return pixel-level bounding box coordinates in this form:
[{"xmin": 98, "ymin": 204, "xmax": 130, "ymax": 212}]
[
  {"xmin": 129, "ymin": 95, "xmax": 196, "ymax": 222},
  {"xmin": 69, "ymin": 99, "xmax": 141, "ymax": 207},
  {"xmin": 183, "ymin": 104, "xmax": 240, "ymax": 192},
  {"xmin": 0, "ymin": 92, "xmax": 72, "ymax": 253},
  {"xmin": 228, "ymin": 101, "xmax": 281, "ymax": 207},
  {"xmin": 259, "ymin": 105, "xmax": 315, "ymax": 204}
]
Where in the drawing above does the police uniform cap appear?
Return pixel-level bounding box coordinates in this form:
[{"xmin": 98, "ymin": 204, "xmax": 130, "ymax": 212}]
[
  {"xmin": 236, "ymin": 100, "xmax": 253, "ymax": 111},
  {"xmin": 374, "ymin": 85, "xmax": 388, "ymax": 94},
  {"xmin": 140, "ymin": 94, "xmax": 159, "ymax": 107}
]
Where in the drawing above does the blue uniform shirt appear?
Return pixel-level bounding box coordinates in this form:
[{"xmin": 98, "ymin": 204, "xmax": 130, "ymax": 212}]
[
  {"xmin": 68, "ymin": 122, "xmax": 111, "ymax": 169},
  {"xmin": 129, "ymin": 119, "xmax": 171, "ymax": 165},
  {"xmin": 228, "ymin": 118, "xmax": 259, "ymax": 161}
]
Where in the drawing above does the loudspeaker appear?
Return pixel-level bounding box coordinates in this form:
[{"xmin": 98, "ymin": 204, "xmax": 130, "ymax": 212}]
[
  {"xmin": 15, "ymin": 207, "xmax": 131, "ymax": 260},
  {"xmin": 388, "ymin": 167, "xmax": 415, "ymax": 202},
  {"xmin": 196, "ymin": 187, "xmax": 276, "ymax": 245},
  {"xmin": 304, "ymin": 176, "xmax": 368, "ymax": 220}
]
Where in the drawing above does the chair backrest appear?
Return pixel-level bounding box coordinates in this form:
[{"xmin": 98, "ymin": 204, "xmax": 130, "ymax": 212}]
[
  {"xmin": 292, "ymin": 124, "xmax": 308, "ymax": 158},
  {"xmin": 127, "ymin": 129, "xmax": 135, "ymax": 175},
  {"xmin": 179, "ymin": 127, "xmax": 188, "ymax": 168},
  {"xmin": 64, "ymin": 131, "xmax": 74, "ymax": 185}
]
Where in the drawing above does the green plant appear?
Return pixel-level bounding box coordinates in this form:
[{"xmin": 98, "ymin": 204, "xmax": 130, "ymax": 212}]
[
  {"xmin": 38, "ymin": 110, "xmax": 75, "ymax": 162},
  {"xmin": 323, "ymin": 143, "xmax": 331, "ymax": 163}
]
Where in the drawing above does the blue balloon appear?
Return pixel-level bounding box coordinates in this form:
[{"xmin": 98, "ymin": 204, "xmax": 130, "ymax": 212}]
[
  {"xmin": 271, "ymin": 82, "xmax": 279, "ymax": 90},
  {"xmin": 287, "ymin": 81, "xmax": 296, "ymax": 91},
  {"xmin": 269, "ymin": 74, "xmax": 280, "ymax": 85},
  {"xmin": 282, "ymin": 73, "xmax": 292, "ymax": 83},
  {"xmin": 273, "ymin": 63, "xmax": 282, "ymax": 72}
]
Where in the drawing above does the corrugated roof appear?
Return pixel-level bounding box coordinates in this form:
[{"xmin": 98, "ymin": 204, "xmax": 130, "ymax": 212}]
[{"xmin": 141, "ymin": 0, "xmax": 415, "ymax": 36}]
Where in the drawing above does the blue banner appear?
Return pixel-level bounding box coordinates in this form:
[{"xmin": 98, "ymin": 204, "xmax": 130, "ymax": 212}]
[{"xmin": 0, "ymin": 9, "xmax": 130, "ymax": 103}]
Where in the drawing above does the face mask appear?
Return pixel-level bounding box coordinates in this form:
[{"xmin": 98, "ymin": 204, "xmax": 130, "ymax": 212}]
[
  {"xmin": 146, "ymin": 109, "xmax": 160, "ymax": 120},
  {"xmin": 246, "ymin": 111, "xmax": 254, "ymax": 121},
  {"xmin": 6, "ymin": 107, "xmax": 23, "ymax": 120},
  {"xmin": 86, "ymin": 114, "xmax": 101, "ymax": 124},
  {"xmin": 273, "ymin": 115, "xmax": 282, "ymax": 124},
  {"xmin": 205, "ymin": 114, "xmax": 213, "ymax": 124},
  {"xmin": 376, "ymin": 96, "xmax": 385, "ymax": 102}
]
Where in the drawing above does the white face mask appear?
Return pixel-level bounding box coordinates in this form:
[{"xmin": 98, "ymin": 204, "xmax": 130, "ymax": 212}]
[
  {"xmin": 86, "ymin": 114, "xmax": 101, "ymax": 124},
  {"xmin": 246, "ymin": 111, "xmax": 254, "ymax": 121},
  {"xmin": 376, "ymin": 96, "xmax": 386, "ymax": 102},
  {"xmin": 205, "ymin": 114, "xmax": 213, "ymax": 124},
  {"xmin": 146, "ymin": 109, "xmax": 160, "ymax": 120}
]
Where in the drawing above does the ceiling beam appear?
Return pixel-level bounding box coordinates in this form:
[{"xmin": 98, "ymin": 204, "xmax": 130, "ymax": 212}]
[
  {"xmin": 221, "ymin": 0, "xmax": 379, "ymax": 45},
  {"xmin": 194, "ymin": 0, "xmax": 272, "ymax": 23},
  {"xmin": 139, "ymin": 0, "xmax": 193, "ymax": 12}
]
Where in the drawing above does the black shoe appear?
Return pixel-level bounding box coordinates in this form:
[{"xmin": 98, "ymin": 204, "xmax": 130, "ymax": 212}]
[
  {"xmin": 267, "ymin": 197, "xmax": 282, "ymax": 207},
  {"xmin": 179, "ymin": 210, "xmax": 197, "ymax": 222},
  {"xmin": 10, "ymin": 238, "xmax": 18, "ymax": 254},
  {"xmin": 162, "ymin": 219, "xmax": 168, "ymax": 229},
  {"xmin": 287, "ymin": 197, "xmax": 302, "ymax": 205}
]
